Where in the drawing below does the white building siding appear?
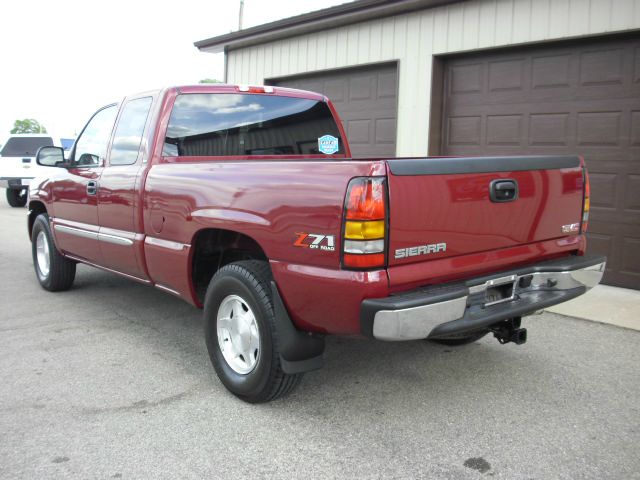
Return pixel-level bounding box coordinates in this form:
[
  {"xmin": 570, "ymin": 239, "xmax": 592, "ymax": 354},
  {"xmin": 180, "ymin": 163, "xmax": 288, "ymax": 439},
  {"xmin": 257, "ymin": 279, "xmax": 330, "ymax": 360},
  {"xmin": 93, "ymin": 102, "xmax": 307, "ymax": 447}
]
[{"xmin": 226, "ymin": 0, "xmax": 640, "ymax": 156}]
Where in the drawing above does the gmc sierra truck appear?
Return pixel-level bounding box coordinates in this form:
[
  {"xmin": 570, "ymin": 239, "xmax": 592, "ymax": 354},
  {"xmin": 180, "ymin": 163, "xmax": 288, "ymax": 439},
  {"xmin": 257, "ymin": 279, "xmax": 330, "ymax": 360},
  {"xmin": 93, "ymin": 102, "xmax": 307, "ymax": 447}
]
[{"xmin": 28, "ymin": 84, "xmax": 605, "ymax": 403}]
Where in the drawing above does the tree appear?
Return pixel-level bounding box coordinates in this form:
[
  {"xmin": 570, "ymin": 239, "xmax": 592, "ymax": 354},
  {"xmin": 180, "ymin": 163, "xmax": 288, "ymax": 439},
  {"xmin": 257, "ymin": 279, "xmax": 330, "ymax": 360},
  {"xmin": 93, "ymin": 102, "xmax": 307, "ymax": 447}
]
[
  {"xmin": 199, "ymin": 78, "xmax": 223, "ymax": 84},
  {"xmin": 11, "ymin": 119, "xmax": 47, "ymax": 134}
]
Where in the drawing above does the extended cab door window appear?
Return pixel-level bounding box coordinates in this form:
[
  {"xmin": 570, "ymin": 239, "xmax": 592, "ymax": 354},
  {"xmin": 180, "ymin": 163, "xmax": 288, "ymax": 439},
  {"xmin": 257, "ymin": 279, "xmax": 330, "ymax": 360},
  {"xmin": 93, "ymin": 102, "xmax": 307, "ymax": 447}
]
[
  {"xmin": 96, "ymin": 96, "xmax": 154, "ymax": 280},
  {"xmin": 72, "ymin": 105, "xmax": 118, "ymax": 167},
  {"xmin": 110, "ymin": 97, "xmax": 153, "ymax": 166},
  {"xmin": 51, "ymin": 104, "xmax": 117, "ymax": 265}
]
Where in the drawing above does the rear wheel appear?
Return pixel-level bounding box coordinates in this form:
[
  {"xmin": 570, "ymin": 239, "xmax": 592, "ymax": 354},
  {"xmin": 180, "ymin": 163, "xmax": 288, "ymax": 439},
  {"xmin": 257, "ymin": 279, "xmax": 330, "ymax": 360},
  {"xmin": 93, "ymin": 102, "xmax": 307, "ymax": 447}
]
[
  {"xmin": 6, "ymin": 188, "xmax": 27, "ymax": 207},
  {"xmin": 31, "ymin": 214, "xmax": 76, "ymax": 291},
  {"xmin": 429, "ymin": 330, "xmax": 488, "ymax": 346},
  {"xmin": 204, "ymin": 260, "xmax": 302, "ymax": 403}
]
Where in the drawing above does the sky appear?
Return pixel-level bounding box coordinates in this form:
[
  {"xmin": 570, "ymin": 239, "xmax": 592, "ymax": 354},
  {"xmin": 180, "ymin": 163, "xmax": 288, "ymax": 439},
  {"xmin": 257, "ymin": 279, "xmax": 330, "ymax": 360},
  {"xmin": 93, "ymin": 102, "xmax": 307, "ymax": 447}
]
[{"xmin": 0, "ymin": 0, "xmax": 354, "ymax": 143}]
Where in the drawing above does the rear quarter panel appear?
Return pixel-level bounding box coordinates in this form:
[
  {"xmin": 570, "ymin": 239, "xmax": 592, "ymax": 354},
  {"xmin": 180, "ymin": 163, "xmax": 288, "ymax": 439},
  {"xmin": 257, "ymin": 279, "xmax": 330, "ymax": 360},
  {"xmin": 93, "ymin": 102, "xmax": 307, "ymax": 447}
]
[{"xmin": 142, "ymin": 158, "xmax": 387, "ymax": 319}]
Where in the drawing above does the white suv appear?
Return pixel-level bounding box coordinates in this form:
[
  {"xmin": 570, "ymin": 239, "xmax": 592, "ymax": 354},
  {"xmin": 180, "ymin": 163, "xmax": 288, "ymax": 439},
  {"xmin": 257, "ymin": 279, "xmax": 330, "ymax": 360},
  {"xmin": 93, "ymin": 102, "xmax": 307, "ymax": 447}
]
[{"xmin": 0, "ymin": 134, "xmax": 69, "ymax": 207}]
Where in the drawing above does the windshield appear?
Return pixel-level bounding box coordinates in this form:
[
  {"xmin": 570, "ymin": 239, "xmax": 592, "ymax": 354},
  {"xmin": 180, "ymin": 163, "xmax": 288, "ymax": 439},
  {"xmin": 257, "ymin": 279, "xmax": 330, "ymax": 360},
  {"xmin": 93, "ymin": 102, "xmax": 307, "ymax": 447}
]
[
  {"xmin": 164, "ymin": 93, "xmax": 344, "ymax": 156},
  {"xmin": 1, "ymin": 137, "xmax": 54, "ymax": 157}
]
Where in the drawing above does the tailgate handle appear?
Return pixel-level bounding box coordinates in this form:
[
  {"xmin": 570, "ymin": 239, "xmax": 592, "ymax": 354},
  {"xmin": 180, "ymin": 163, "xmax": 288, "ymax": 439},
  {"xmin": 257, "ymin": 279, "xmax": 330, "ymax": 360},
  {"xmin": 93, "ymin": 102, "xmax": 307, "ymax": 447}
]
[{"xmin": 490, "ymin": 179, "xmax": 518, "ymax": 203}]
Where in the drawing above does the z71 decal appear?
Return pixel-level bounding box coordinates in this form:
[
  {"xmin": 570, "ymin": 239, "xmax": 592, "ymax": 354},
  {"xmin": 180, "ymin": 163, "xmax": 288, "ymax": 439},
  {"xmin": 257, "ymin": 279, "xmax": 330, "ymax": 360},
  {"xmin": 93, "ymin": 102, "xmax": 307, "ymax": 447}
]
[{"xmin": 294, "ymin": 233, "xmax": 336, "ymax": 251}]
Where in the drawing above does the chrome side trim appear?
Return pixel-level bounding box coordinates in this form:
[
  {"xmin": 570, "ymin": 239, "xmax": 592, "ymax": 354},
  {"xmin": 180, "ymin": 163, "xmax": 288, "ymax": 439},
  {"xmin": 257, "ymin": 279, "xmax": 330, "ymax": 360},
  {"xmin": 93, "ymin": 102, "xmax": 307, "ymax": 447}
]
[
  {"xmin": 55, "ymin": 221, "xmax": 140, "ymax": 247},
  {"xmin": 373, "ymin": 297, "xmax": 468, "ymax": 341},
  {"xmin": 54, "ymin": 224, "xmax": 98, "ymax": 241},
  {"xmin": 155, "ymin": 284, "xmax": 181, "ymax": 296},
  {"xmin": 98, "ymin": 232, "xmax": 134, "ymax": 246},
  {"xmin": 145, "ymin": 236, "xmax": 189, "ymax": 251}
]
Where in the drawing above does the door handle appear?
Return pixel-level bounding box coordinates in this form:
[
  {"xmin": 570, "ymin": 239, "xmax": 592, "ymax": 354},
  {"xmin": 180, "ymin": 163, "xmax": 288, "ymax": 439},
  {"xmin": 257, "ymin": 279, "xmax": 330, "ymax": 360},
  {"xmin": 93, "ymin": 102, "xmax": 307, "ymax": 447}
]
[
  {"xmin": 490, "ymin": 179, "xmax": 518, "ymax": 203},
  {"xmin": 87, "ymin": 181, "xmax": 98, "ymax": 196}
]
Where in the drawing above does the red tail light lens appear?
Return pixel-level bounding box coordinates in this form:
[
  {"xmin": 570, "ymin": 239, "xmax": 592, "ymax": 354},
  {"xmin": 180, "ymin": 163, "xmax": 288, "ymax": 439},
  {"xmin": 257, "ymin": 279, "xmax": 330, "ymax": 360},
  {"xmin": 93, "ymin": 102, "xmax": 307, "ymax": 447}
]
[
  {"xmin": 345, "ymin": 177, "xmax": 386, "ymax": 220},
  {"xmin": 342, "ymin": 177, "xmax": 387, "ymax": 269},
  {"xmin": 343, "ymin": 253, "xmax": 385, "ymax": 268}
]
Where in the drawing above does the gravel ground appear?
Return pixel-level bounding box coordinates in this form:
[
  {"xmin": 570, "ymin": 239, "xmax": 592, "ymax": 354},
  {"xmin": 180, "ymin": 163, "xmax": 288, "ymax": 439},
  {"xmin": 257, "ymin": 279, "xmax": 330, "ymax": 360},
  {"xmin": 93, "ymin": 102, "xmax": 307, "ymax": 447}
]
[{"xmin": 0, "ymin": 196, "xmax": 638, "ymax": 479}]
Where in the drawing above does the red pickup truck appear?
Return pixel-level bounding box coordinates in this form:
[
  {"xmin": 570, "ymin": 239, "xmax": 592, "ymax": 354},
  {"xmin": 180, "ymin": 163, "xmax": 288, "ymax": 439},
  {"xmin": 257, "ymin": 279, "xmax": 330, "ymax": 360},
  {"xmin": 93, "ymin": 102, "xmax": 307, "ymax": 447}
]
[{"xmin": 29, "ymin": 84, "xmax": 605, "ymax": 403}]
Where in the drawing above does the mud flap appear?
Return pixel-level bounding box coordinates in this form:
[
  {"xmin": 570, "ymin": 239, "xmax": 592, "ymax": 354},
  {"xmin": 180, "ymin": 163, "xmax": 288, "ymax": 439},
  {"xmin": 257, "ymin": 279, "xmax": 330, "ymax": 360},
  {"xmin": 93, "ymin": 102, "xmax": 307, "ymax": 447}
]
[{"xmin": 270, "ymin": 281, "xmax": 325, "ymax": 374}]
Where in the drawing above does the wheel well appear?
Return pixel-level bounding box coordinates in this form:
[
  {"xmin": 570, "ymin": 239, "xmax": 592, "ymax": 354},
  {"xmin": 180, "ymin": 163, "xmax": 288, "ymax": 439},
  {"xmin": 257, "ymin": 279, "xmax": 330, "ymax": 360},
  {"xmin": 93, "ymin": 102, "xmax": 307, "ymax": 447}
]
[
  {"xmin": 28, "ymin": 201, "xmax": 47, "ymax": 240},
  {"xmin": 191, "ymin": 228, "xmax": 268, "ymax": 304}
]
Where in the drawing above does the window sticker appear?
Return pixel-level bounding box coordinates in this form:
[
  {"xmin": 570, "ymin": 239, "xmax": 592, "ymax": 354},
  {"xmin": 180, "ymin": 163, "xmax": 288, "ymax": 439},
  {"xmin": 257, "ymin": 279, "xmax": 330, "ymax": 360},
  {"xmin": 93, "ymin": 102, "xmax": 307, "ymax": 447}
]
[{"xmin": 318, "ymin": 135, "xmax": 339, "ymax": 154}]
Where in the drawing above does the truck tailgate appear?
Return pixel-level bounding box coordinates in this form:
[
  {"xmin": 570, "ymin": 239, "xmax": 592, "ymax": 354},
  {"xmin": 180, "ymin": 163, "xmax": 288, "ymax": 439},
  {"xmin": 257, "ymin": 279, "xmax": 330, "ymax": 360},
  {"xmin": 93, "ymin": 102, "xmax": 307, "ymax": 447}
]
[{"xmin": 386, "ymin": 155, "xmax": 584, "ymax": 269}]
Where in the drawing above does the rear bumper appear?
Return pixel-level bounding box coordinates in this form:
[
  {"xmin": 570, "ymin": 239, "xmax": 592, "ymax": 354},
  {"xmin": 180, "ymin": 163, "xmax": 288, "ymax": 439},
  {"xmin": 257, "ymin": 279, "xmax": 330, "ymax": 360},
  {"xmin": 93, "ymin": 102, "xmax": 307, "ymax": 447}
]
[{"xmin": 361, "ymin": 254, "xmax": 606, "ymax": 341}]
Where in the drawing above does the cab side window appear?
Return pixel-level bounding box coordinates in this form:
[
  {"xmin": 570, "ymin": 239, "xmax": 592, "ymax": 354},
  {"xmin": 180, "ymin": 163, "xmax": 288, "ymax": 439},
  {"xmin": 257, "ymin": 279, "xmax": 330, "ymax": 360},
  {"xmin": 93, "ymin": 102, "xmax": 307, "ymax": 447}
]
[
  {"xmin": 73, "ymin": 105, "xmax": 118, "ymax": 167},
  {"xmin": 110, "ymin": 97, "xmax": 153, "ymax": 166}
]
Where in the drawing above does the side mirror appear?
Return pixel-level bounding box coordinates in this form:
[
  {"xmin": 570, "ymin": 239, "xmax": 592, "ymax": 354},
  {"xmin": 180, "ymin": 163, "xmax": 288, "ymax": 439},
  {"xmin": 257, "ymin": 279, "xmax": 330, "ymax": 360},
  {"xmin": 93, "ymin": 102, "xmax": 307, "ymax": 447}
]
[{"xmin": 36, "ymin": 146, "xmax": 65, "ymax": 167}]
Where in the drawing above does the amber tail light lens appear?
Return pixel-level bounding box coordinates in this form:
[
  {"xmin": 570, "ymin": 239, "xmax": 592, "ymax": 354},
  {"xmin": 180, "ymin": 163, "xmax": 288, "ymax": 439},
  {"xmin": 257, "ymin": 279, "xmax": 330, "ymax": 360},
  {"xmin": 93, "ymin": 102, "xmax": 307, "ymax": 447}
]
[
  {"xmin": 582, "ymin": 169, "xmax": 590, "ymax": 233},
  {"xmin": 342, "ymin": 177, "xmax": 387, "ymax": 269}
]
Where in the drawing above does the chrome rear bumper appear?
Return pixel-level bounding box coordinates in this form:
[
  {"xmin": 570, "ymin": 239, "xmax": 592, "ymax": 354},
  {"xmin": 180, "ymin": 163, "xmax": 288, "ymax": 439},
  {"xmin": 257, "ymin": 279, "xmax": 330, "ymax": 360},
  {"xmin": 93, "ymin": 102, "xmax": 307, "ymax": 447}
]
[{"xmin": 361, "ymin": 255, "xmax": 606, "ymax": 341}]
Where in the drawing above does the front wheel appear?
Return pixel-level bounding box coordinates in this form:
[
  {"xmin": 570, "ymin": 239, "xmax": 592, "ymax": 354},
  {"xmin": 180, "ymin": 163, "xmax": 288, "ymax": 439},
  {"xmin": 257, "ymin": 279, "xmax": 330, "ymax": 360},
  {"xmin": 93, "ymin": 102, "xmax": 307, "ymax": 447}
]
[
  {"xmin": 204, "ymin": 260, "xmax": 302, "ymax": 403},
  {"xmin": 6, "ymin": 188, "xmax": 27, "ymax": 207},
  {"xmin": 31, "ymin": 214, "xmax": 76, "ymax": 291}
]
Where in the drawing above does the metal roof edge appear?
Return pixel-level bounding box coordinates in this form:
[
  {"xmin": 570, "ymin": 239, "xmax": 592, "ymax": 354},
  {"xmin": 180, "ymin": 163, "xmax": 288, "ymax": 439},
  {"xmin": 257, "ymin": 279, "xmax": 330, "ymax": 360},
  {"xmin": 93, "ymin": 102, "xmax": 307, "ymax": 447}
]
[{"xmin": 194, "ymin": 0, "xmax": 460, "ymax": 53}]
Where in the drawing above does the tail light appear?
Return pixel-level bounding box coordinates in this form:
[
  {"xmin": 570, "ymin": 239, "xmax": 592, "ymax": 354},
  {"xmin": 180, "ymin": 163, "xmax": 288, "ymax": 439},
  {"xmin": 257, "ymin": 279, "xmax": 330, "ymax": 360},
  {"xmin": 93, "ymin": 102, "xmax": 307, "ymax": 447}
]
[
  {"xmin": 581, "ymin": 169, "xmax": 590, "ymax": 233},
  {"xmin": 342, "ymin": 177, "xmax": 387, "ymax": 269}
]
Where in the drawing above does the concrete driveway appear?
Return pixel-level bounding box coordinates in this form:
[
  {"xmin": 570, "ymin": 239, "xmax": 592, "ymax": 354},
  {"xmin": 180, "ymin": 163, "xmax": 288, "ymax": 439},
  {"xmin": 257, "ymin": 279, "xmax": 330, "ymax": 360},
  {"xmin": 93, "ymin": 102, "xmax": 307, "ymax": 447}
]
[{"xmin": 0, "ymin": 195, "xmax": 638, "ymax": 479}]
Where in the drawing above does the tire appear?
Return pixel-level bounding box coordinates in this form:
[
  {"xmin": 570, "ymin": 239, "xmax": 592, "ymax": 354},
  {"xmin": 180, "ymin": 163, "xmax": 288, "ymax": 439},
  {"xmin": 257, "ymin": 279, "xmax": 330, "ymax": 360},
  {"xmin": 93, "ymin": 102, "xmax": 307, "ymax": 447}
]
[
  {"xmin": 429, "ymin": 330, "xmax": 489, "ymax": 346},
  {"xmin": 31, "ymin": 214, "xmax": 76, "ymax": 291},
  {"xmin": 6, "ymin": 188, "xmax": 27, "ymax": 207},
  {"xmin": 204, "ymin": 260, "xmax": 302, "ymax": 403}
]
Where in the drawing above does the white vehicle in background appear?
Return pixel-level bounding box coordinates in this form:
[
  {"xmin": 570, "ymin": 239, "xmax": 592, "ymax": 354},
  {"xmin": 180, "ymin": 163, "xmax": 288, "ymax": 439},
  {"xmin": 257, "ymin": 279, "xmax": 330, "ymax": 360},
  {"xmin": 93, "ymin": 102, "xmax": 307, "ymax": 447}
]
[{"xmin": 0, "ymin": 134, "xmax": 74, "ymax": 207}]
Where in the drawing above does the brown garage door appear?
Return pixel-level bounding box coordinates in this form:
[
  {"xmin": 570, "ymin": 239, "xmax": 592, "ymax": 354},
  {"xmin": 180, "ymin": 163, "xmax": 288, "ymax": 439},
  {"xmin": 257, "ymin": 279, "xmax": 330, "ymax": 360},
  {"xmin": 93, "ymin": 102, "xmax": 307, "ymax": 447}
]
[
  {"xmin": 269, "ymin": 63, "xmax": 398, "ymax": 157},
  {"xmin": 440, "ymin": 34, "xmax": 640, "ymax": 289}
]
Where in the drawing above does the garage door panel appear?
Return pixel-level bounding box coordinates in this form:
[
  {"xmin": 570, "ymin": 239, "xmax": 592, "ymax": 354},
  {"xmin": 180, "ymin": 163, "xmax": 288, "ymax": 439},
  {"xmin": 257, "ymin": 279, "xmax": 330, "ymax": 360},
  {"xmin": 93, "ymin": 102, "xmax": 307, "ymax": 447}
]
[
  {"xmin": 586, "ymin": 231, "xmax": 615, "ymax": 271},
  {"xmin": 486, "ymin": 115, "xmax": 523, "ymax": 146},
  {"xmin": 270, "ymin": 64, "xmax": 398, "ymax": 158},
  {"xmin": 529, "ymin": 113, "xmax": 570, "ymax": 146},
  {"xmin": 631, "ymin": 112, "xmax": 640, "ymax": 145},
  {"xmin": 576, "ymin": 112, "xmax": 622, "ymax": 146},
  {"xmin": 346, "ymin": 119, "xmax": 372, "ymax": 145},
  {"xmin": 579, "ymin": 48, "xmax": 625, "ymax": 86},
  {"xmin": 377, "ymin": 72, "xmax": 398, "ymax": 98},
  {"xmin": 488, "ymin": 58, "xmax": 526, "ymax": 92},
  {"xmin": 532, "ymin": 54, "xmax": 572, "ymax": 89},
  {"xmin": 449, "ymin": 63, "xmax": 484, "ymax": 94},
  {"xmin": 589, "ymin": 173, "xmax": 618, "ymax": 209},
  {"xmin": 625, "ymin": 174, "xmax": 640, "ymax": 210},
  {"xmin": 323, "ymin": 79, "xmax": 346, "ymax": 102},
  {"xmin": 375, "ymin": 118, "xmax": 396, "ymax": 145},
  {"xmin": 441, "ymin": 35, "xmax": 640, "ymax": 289},
  {"xmin": 448, "ymin": 116, "xmax": 482, "ymax": 146},
  {"xmin": 620, "ymin": 237, "xmax": 640, "ymax": 278}
]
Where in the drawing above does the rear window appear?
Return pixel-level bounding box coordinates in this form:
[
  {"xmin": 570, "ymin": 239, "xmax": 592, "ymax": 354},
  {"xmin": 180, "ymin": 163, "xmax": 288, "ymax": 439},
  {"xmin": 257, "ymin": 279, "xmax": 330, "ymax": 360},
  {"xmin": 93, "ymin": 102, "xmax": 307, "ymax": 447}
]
[
  {"xmin": 164, "ymin": 93, "xmax": 344, "ymax": 157},
  {"xmin": 1, "ymin": 137, "xmax": 54, "ymax": 157}
]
